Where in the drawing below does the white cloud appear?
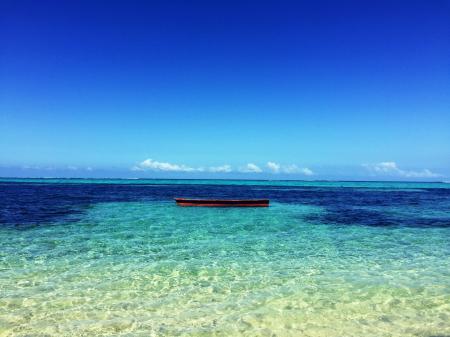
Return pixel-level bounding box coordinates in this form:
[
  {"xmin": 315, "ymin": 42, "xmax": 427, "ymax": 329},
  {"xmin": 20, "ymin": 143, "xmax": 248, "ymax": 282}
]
[
  {"xmin": 365, "ymin": 161, "xmax": 398, "ymax": 173},
  {"xmin": 363, "ymin": 162, "xmax": 441, "ymax": 178},
  {"xmin": 266, "ymin": 162, "xmax": 281, "ymax": 173},
  {"xmin": 300, "ymin": 167, "xmax": 314, "ymax": 176},
  {"xmin": 132, "ymin": 159, "xmax": 233, "ymax": 173},
  {"xmin": 208, "ymin": 165, "xmax": 232, "ymax": 173},
  {"xmin": 132, "ymin": 159, "xmax": 197, "ymax": 172},
  {"xmin": 282, "ymin": 165, "xmax": 314, "ymax": 175},
  {"xmin": 240, "ymin": 163, "xmax": 262, "ymax": 173},
  {"xmin": 266, "ymin": 162, "xmax": 314, "ymax": 175},
  {"xmin": 282, "ymin": 164, "xmax": 300, "ymax": 173}
]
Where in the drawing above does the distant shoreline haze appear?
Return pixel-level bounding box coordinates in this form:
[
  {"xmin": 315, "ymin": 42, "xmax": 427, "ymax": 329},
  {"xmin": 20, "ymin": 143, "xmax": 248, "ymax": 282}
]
[{"xmin": 0, "ymin": 178, "xmax": 448, "ymax": 188}]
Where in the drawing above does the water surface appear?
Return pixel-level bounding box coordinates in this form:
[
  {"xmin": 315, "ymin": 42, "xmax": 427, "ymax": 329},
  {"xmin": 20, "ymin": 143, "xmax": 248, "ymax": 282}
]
[{"xmin": 1, "ymin": 179, "xmax": 449, "ymax": 336}]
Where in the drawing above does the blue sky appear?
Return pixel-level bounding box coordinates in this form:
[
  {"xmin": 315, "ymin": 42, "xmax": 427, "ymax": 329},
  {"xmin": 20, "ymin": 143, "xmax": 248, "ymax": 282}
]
[{"xmin": 1, "ymin": 1, "xmax": 449, "ymax": 180}]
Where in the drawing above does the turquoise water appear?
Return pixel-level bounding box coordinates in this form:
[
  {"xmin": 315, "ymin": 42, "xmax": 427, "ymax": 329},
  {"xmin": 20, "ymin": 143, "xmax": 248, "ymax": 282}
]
[{"xmin": 1, "ymin": 180, "xmax": 449, "ymax": 336}]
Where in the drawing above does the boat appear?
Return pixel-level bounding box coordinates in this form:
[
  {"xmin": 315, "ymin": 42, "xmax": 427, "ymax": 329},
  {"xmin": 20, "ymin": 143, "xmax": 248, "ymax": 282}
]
[{"xmin": 175, "ymin": 198, "xmax": 269, "ymax": 207}]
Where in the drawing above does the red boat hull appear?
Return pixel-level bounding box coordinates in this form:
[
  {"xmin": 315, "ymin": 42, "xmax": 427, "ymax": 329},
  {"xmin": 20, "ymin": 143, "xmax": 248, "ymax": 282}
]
[{"xmin": 175, "ymin": 198, "xmax": 269, "ymax": 207}]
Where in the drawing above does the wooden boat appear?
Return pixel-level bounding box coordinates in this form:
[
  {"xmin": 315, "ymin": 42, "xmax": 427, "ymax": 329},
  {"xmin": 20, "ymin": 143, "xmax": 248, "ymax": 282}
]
[{"xmin": 175, "ymin": 198, "xmax": 269, "ymax": 207}]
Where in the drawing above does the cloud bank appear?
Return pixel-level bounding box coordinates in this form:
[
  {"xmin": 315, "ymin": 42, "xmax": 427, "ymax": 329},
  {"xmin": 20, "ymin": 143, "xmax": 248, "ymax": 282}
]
[
  {"xmin": 363, "ymin": 162, "xmax": 441, "ymax": 178},
  {"xmin": 132, "ymin": 159, "xmax": 232, "ymax": 173},
  {"xmin": 208, "ymin": 165, "xmax": 232, "ymax": 173},
  {"xmin": 21, "ymin": 165, "xmax": 93, "ymax": 172},
  {"xmin": 266, "ymin": 162, "xmax": 314, "ymax": 175},
  {"xmin": 132, "ymin": 159, "xmax": 315, "ymax": 175},
  {"xmin": 239, "ymin": 163, "xmax": 263, "ymax": 173},
  {"xmin": 132, "ymin": 159, "xmax": 198, "ymax": 172}
]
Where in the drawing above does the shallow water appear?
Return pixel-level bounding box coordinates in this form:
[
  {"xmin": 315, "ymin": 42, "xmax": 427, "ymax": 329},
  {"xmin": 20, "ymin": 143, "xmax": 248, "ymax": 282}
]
[{"xmin": 1, "ymin": 180, "xmax": 449, "ymax": 336}]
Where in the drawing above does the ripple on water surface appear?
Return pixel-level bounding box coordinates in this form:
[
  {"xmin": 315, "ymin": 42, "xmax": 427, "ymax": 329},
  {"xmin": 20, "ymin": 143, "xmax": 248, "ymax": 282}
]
[{"xmin": 1, "ymin": 197, "xmax": 450, "ymax": 336}]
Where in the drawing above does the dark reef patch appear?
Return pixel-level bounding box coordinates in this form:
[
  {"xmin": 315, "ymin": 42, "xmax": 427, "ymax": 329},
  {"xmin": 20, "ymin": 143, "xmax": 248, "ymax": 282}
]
[{"xmin": 1, "ymin": 182, "xmax": 450, "ymax": 228}]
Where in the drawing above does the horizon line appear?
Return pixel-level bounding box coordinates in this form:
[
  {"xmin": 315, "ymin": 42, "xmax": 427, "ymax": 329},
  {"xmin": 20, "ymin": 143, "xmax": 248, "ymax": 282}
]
[{"xmin": 0, "ymin": 177, "xmax": 447, "ymax": 184}]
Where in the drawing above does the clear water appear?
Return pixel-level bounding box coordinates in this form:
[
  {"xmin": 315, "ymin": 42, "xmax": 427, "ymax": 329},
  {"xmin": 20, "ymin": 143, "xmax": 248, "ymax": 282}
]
[{"xmin": 0, "ymin": 179, "xmax": 449, "ymax": 336}]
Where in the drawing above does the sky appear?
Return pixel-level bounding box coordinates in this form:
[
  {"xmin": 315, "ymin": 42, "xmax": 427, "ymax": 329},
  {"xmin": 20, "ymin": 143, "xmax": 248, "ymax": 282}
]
[{"xmin": 1, "ymin": 0, "xmax": 449, "ymax": 180}]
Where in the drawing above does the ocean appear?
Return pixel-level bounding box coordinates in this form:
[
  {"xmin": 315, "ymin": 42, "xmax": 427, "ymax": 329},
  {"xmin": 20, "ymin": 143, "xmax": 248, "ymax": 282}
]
[{"xmin": 1, "ymin": 179, "xmax": 449, "ymax": 336}]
